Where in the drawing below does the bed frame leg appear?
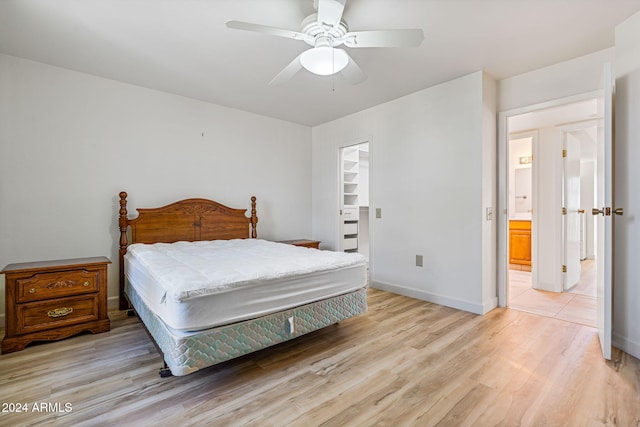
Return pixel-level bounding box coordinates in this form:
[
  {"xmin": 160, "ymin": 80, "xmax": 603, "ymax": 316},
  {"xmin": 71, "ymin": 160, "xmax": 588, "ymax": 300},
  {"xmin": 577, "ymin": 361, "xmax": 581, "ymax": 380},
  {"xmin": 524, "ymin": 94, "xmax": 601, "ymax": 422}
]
[
  {"xmin": 126, "ymin": 309, "xmax": 136, "ymax": 317},
  {"xmin": 159, "ymin": 362, "xmax": 173, "ymax": 378}
]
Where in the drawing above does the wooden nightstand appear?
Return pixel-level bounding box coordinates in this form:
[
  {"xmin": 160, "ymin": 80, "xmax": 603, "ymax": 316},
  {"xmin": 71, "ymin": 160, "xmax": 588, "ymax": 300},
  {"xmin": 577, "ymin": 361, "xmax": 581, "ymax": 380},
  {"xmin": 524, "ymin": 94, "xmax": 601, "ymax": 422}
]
[
  {"xmin": 1, "ymin": 256, "xmax": 111, "ymax": 354},
  {"xmin": 277, "ymin": 239, "xmax": 321, "ymax": 249}
]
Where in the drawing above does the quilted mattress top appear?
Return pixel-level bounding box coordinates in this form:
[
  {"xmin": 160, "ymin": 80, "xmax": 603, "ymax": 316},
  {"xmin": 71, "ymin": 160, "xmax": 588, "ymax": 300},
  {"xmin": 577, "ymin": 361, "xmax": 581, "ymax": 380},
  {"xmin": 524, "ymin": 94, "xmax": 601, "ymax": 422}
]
[{"xmin": 126, "ymin": 239, "xmax": 366, "ymax": 302}]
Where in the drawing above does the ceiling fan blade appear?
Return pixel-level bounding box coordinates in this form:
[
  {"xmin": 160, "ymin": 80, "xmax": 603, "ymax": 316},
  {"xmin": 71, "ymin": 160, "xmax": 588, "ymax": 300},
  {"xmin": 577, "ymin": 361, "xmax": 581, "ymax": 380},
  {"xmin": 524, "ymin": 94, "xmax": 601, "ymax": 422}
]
[
  {"xmin": 226, "ymin": 20, "xmax": 309, "ymax": 42},
  {"xmin": 342, "ymin": 29, "xmax": 424, "ymax": 48},
  {"xmin": 269, "ymin": 53, "xmax": 304, "ymax": 86},
  {"xmin": 340, "ymin": 51, "xmax": 367, "ymax": 85},
  {"xmin": 316, "ymin": 0, "xmax": 346, "ymax": 28}
]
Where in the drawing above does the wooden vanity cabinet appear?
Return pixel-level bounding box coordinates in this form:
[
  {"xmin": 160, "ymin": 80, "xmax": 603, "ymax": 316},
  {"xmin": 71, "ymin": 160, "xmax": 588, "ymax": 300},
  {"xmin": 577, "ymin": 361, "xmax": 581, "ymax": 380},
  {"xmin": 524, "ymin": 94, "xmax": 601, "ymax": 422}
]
[{"xmin": 509, "ymin": 220, "xmax": 532, "ymax": 269}]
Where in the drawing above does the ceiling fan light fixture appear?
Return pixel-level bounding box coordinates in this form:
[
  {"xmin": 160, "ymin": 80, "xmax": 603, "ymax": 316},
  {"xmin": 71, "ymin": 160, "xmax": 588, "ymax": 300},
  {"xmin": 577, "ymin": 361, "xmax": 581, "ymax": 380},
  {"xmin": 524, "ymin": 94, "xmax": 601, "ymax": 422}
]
[{"xmin": 300, "ymin": 46, "xmax": 349, "ymax": 75}]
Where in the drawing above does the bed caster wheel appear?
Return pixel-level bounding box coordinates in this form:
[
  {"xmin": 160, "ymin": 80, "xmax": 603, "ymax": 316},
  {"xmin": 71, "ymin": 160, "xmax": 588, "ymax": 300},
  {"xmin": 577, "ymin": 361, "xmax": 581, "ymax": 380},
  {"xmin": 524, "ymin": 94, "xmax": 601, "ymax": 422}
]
[
  {"xmin": 126, "ymin": 309, "xmax": 135, "ymax": 317},
  {"xmin": 159, "ymin": 368, "xmax": 173, "ymax": 378}
]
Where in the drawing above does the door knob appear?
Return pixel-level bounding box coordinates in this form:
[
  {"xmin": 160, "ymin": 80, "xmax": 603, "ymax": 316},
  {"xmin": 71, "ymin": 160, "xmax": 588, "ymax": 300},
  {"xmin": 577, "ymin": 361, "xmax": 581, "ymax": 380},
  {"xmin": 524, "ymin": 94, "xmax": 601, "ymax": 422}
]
[{"xmin": 593, "ymin": 207, "xmax": 623, "ymax": 216}]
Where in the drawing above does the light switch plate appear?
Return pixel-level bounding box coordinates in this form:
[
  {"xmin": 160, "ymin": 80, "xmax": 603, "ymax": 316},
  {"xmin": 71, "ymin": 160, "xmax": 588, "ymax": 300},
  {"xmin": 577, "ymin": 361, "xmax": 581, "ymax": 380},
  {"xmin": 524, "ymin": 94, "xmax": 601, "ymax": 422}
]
[{"xmin": 376, "ymin": 208, "xmax": 382, "ymax": 218}]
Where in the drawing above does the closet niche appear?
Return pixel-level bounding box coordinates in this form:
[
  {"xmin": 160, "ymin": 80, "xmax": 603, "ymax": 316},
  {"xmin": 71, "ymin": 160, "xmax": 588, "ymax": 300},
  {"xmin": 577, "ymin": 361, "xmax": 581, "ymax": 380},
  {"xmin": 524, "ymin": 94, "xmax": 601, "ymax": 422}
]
[{"xmin": 341, "ymin": 142, "xmax": 369, "ymax": 259}]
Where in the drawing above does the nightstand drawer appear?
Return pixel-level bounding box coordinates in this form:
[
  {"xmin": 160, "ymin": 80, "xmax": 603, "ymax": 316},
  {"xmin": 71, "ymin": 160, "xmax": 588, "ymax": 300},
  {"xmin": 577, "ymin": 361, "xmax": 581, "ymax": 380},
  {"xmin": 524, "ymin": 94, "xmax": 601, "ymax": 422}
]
[
  {"xmin": 16, "ymin": 269, "xmax": 99, "ymax": 303},
  {"xmin": 17, "ymin": 294, "xmax": 99, "ymax": 334}
]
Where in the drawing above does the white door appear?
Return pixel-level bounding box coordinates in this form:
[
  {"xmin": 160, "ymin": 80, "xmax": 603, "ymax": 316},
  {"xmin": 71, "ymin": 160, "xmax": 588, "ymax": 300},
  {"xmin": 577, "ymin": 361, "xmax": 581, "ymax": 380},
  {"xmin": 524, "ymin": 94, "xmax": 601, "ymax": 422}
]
[
  {"xmin": 594, "ymin": 64, "xmax": 616, "ymax": 360},
  {"xmin": 563, "ymin": 132, "xmax": 581, "ymax": 290}
]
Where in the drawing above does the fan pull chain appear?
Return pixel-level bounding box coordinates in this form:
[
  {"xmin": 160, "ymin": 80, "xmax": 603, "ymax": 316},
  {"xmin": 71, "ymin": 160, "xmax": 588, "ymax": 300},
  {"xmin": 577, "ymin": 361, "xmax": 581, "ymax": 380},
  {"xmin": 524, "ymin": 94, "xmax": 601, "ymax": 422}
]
[{"xmin": 332, "ymin": 46, "xmax": 336, "ymax": 92}]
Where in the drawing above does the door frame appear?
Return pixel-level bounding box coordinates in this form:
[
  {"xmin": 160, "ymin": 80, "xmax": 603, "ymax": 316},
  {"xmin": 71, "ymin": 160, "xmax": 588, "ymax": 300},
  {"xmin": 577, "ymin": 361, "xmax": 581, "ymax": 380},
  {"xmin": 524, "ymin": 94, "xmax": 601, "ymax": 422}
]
[{"xmin": 497, "ymin": 91, "xmax": 602, "ymax": 307}]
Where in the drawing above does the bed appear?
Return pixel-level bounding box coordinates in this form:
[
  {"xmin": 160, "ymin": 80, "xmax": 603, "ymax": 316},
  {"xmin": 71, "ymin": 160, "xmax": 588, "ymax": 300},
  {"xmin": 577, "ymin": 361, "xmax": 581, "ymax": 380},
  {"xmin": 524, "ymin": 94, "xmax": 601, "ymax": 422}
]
[{"xmin": 117, "ymin": 192, "xmax": 368, "ymax": 376}]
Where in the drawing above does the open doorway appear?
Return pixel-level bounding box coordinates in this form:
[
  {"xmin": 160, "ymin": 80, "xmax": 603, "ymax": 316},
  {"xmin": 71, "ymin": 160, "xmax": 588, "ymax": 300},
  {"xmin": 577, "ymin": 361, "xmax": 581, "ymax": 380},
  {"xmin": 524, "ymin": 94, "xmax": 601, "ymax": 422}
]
[
  {"xmin": 339, "ymin": 141, "xmax": 371, "ymax": 262},
  {"xmin": 504, "ymin": 98, "xmax": 599, "ymax": 328}
]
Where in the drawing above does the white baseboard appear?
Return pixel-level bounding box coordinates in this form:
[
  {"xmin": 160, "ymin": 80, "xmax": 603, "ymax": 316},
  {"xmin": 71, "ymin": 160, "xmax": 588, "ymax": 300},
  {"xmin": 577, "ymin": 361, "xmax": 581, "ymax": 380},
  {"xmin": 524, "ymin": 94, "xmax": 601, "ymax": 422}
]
[
  {"xmin": 371, "ymin": 280, "xmax": 491, "ymax": 315},
  {"xmin": 482, "ymin": 296, "xmax": 499, "ymax": 314},
  {"xmin": 613, "ymin": 331, "xmax": 640, "ymax": 360},
  {"xmin": 107, "ymin": 295, "xmax": 120, "ymax": 311}
]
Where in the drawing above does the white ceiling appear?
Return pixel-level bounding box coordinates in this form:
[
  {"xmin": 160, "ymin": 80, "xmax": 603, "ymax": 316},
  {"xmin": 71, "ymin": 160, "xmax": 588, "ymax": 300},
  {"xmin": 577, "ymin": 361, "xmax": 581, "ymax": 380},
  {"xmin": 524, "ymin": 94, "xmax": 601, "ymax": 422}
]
[{"xmin": 1, "ymin": 0, "xmax": 639, "ymax": 126}]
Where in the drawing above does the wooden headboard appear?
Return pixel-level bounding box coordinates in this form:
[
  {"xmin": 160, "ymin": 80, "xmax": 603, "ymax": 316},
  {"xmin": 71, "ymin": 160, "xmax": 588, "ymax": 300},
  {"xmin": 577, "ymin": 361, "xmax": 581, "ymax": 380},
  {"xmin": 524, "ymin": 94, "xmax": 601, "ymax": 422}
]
[{"xmin": 117, "ymin": 191, "xmax": 258, "ymax": 309}]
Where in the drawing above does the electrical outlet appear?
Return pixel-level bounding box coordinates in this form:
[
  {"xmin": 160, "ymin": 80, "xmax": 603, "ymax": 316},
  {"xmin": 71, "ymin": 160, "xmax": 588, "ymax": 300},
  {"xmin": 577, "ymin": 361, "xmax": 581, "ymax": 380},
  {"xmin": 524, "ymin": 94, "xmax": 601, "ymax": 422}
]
[{"xmin": 416, "ymin": 255, "xmax": 423, "ymax": 267}]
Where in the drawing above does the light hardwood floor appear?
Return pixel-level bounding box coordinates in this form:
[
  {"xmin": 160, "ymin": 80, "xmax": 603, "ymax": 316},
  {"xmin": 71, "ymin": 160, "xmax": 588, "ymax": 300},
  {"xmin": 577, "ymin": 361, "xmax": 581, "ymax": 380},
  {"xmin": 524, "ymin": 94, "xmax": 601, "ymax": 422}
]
[{"xmin": 1, "ymin": 288, "xmax": 639, "ymax": 426}]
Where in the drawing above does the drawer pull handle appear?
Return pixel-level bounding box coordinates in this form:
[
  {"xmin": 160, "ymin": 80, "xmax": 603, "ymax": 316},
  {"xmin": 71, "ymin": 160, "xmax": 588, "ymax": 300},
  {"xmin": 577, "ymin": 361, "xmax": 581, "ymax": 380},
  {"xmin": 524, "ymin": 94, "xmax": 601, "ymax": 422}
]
[
  {"xmin": 47, "ymin": 307, "xmax": 73, "ymax": 318},
  {"xmin": 83, "ymin": 281, "xmax": 90, "ymax": 287},
  {"xmin": 29, "ymin": 288, "xmax": 36, "ymax": 294}
]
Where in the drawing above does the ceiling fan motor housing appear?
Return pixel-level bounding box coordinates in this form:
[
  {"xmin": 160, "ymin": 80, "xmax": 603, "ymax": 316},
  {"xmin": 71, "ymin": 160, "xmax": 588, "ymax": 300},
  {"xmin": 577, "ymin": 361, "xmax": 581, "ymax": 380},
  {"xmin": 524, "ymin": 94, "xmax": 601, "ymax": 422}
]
[{"xmin": 301, "ymin": 13, "xmax": 348, "ymax": 47}]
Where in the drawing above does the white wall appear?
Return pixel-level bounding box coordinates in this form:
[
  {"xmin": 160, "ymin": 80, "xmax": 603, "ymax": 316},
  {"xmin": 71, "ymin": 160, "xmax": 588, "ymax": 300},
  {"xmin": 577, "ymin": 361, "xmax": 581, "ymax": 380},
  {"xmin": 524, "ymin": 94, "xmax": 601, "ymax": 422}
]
[
  {"xmin": 312, "ymin": 71, "xmax": 497, "ymax": 314},
  {"xmin": 0, "ymin": 54, "xmax": 312, "ymax": 322},
  {"xmin": 498, "ymin": 48, "xmax": 614, "ymax": 112},
  {"xmin": 613, "ymin": 11, "xmax": 640, "ymax": 358}
]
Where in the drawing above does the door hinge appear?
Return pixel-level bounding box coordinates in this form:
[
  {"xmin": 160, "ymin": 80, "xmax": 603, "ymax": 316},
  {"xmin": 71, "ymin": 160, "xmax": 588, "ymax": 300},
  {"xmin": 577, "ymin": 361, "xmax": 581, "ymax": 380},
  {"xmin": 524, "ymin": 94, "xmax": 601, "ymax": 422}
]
[
  {"xmin": 562, "ymin": 149, "xmax": 567, "ymax": 158},
  {"xmin": 562, "ymin": 265, "xmax": 567, "ymax": 273},
  {"xmin": 562, "ymin": 207, "xmax": 567, "ymax": 215}
]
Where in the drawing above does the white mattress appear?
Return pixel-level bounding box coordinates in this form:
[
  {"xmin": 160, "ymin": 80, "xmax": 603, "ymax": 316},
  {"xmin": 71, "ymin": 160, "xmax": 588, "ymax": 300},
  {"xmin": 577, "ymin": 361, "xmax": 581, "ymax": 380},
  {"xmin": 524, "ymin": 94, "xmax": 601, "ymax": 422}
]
[{"xmin": 124, "ymin": 239, "xmax": 367, "ymax": 331}]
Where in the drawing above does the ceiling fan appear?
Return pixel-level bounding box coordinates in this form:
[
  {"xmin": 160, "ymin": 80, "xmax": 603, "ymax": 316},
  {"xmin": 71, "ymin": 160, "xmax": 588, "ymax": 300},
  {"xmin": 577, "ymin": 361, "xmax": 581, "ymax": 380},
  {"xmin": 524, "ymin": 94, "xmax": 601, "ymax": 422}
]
[{"xmin": 226, "ymin": 0, "xmax": 424, "ymax": 86}]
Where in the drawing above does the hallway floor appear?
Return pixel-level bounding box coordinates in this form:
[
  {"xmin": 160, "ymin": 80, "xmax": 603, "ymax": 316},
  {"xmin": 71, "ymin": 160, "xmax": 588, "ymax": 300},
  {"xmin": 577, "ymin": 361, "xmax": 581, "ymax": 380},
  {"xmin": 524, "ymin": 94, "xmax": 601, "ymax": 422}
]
[{"xmin": 508, "ymin": 260, "xmax": 596, "ymax": 328}]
